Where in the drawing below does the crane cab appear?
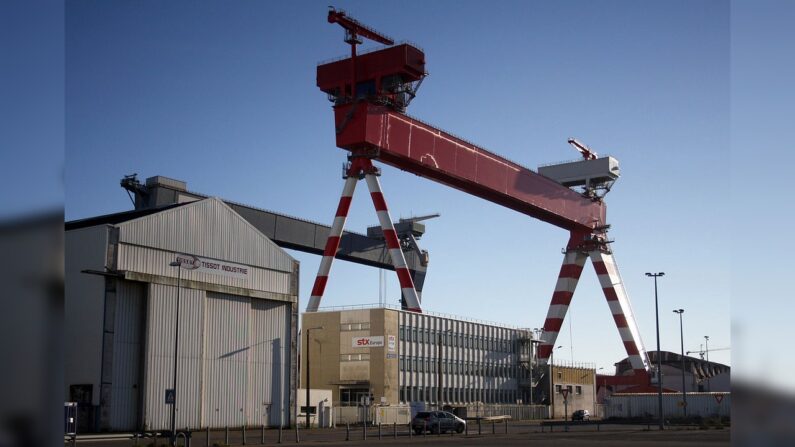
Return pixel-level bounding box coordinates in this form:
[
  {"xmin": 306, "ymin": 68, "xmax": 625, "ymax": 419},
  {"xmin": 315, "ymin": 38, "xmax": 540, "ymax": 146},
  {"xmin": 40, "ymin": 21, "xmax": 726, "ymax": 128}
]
[
  {"xmin": 316, "ymin": 43, "xmax": 426, "ymax": 111},
  {"xmin": 538, "ymin": 156, "xmax": 620, "ymax": 198}
]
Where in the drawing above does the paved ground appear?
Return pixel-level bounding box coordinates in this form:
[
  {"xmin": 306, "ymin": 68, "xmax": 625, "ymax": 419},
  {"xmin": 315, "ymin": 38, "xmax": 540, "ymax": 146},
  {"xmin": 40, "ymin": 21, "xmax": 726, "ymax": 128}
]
[{"xmin": 68, "ymin": 421, "xmax": 730, "ymax": 446}]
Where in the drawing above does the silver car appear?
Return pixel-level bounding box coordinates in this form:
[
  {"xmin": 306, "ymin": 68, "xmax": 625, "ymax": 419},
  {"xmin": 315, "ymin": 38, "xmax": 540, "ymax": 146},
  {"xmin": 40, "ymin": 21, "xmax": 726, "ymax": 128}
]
[{"xmin": 411, "ymin": 411, "xmax": 466, "ymax": 434}]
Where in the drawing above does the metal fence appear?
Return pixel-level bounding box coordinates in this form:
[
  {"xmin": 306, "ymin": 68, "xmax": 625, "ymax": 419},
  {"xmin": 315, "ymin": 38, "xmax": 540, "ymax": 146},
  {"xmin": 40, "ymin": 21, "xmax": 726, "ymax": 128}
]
[{"xmin": 331, "ymin": 404, "xmax": 548, "ymax": 426}]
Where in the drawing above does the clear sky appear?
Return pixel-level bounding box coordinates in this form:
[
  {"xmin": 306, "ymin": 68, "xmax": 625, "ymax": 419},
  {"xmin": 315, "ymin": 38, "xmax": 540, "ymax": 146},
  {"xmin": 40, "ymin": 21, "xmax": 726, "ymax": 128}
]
[{"xmin": 64, "ymin": 1, "xmax": 733, "ymax": 374}]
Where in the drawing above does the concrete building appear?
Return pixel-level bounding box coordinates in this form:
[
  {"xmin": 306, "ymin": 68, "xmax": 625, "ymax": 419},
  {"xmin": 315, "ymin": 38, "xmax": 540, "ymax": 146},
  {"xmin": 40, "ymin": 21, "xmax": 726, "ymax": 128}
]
[
  {"xmin": 545, "ymin": 364, "xmax": 597, "ymax": 419},
  {"xmin": 65, "ymin": 198, "xmax": 299, "ymax": 432},
  {"xmin": 300, "ymin": 305, "xmax": 540, "ymax": 409}
]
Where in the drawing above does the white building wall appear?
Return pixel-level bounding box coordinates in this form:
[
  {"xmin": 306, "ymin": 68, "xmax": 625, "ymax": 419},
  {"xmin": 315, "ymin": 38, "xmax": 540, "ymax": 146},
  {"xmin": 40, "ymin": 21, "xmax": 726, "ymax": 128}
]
[
  {"xmin": 141, "ymin": 284, "xmax": 292, "ymax": 430},
  {"xmin": 109, "ymin": 280, "xmax": 145, "ymax": 430}
]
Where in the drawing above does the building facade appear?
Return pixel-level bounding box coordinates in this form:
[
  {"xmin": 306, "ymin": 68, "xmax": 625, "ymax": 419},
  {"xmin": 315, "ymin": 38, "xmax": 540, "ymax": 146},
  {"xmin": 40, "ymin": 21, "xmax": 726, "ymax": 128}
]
[
  {"xmin": 546, "ymin": 364, "xmax": 597, "ymax": 418},
  {"xmin": 300, "ymin": 306, "xmax": 538, "ymax": 409},
  {"xmin": 65, "ymin": 198, "xmax": 299, "ymax": 432}
]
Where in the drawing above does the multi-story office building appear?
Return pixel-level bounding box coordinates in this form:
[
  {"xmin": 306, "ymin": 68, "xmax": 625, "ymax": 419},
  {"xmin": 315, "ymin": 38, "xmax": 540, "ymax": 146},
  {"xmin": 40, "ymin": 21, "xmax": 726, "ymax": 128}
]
[{"xmin": 300, "ymin": 305, "xmax": 539, "ymax": 408}]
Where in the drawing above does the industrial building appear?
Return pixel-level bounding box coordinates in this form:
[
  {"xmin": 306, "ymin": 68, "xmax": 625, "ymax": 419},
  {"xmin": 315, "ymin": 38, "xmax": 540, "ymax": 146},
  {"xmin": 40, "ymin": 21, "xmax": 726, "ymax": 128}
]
[
  {"xmin": 65, "ymin": 197, "xmax": 299, "ymax": 433},
  {"xmin": 299, "ymin": 305, "xmax": 539, "ymax": 408},
  {"xmin": 544, "ymin": 364, "xmax": 597, "ymax": 418}
]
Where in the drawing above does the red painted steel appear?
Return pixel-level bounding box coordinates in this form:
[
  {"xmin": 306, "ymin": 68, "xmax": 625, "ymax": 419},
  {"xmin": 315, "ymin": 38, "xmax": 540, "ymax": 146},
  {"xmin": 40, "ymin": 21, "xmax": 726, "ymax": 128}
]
[
  {"xmin": 331, "ymin": 102, "xmax": 606, "ymax": 232},
  {"xmin": 317, "ymin": 44, "xmax": 425, "ymax": 98}
]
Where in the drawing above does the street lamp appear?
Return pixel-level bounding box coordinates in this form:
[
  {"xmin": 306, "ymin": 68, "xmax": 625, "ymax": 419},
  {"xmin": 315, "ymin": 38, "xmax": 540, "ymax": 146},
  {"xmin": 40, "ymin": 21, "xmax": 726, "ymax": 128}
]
[
  {"xmin": 437, "ymin": 328, "xmax": 451, "ymax": 407},
  {"xmin": 549, "ymin": 345, "xmax": 562, "ymax": 418},
  {"xmin": 645, "ymin": 272, "xmax": 665, "ymax": 430},
  {"xmin": 673, "ymin": 309, "xmax": 687, "ymax": 417},
  {"xmin": 704, "ymin": 335, "xmax": 711, "ymax": 391},
  {"xmin": 168, "ymin": 260, "xmax": 182, "ymax": 446},
  {"xmin": 305, "ymin": 326, "xmax": 324, "ymax": 429}
]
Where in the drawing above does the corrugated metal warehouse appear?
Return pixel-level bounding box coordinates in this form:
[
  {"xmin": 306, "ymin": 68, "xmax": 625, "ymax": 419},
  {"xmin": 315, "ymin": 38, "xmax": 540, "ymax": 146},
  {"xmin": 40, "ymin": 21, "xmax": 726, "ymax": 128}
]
[{"xmin": 65, "ymin": 198, "xmax": 298, "ymax": 432}]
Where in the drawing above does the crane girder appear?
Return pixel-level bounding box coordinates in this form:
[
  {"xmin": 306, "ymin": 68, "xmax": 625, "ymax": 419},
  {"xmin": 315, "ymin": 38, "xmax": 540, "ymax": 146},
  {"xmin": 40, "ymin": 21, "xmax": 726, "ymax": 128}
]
[{"xmin": 333, "ymin": 102, "xmax": 606, "ymax": 232}]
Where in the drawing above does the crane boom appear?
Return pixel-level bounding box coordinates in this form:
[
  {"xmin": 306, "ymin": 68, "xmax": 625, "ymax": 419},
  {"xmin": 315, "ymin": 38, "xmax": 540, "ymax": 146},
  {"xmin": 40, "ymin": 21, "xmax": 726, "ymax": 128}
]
[
  {"xmin": 327, "ymin": 7, "xmax": 394, "ymax": 45},
  {"xmin": 332, "ymin": 101, "xmax": 606, "ymax": 231}
]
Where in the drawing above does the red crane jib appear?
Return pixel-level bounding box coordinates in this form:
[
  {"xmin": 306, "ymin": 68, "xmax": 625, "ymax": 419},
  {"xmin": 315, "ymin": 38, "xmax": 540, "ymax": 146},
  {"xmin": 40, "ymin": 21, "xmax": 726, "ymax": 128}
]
[{"xmin": 332, "ymin": 102, "xmax": 606, "ymax": 232}]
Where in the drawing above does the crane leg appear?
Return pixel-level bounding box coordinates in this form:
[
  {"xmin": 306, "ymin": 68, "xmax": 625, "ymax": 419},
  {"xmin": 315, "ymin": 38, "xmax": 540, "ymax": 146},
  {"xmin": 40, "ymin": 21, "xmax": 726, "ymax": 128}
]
[
  {"xmin": 537, "ymin": 235, "xmax": 588, "ymax": 364},
  {"xmin": 305, "ymin": 173, "xmax": 359, "ymax": 312},
  {"xmin": 362, "ymin": 159, "xmax": 423, "ymax": 312},
  {"xmin": 589, "ymin": 249, "xmax": 651, "ymax": 376}
]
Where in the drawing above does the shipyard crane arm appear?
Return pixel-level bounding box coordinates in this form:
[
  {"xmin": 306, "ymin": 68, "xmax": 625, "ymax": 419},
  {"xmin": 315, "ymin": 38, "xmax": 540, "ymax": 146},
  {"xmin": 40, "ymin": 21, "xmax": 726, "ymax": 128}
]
[
  {"xmin": 311, "ymin": 9, "xmax": 651, "ymax": 380},
  {"xmin": 568, "ymin": 138, "xmax": 598, "ymax": 160},
  {"xmin": 327, "ymin": 7, "xmax": 394, "ymax": 45}
]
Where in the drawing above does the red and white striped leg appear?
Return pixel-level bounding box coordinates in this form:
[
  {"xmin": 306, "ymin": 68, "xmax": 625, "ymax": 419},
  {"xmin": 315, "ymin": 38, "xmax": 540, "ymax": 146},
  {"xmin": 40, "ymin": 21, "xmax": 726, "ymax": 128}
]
[
  {"xmin": 363, "ymin": 162, "xmax": 422, "ymax": 313},
  {"xmin": 590, "ymin": 250, "xmax": 651, "ymax": 375},
  {"xmin": 305, "ymin": 174, "xmax": 359, "ymax": 312},
  {"xmin": 537, "ymin": 243, "xmax": 588, "ymax": 365}
]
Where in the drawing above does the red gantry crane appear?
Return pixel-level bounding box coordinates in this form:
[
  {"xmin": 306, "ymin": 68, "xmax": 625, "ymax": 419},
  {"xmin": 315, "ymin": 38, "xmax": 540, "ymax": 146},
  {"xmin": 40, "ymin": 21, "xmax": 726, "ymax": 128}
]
[{"xmin": 308, "ymin": 8, "xmax": 651, "ymax": 383}]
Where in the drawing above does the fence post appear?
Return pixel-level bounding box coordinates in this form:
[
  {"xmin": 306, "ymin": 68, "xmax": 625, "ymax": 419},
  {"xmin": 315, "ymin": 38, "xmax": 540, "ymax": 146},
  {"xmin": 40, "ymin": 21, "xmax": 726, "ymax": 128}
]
[
  {"xmin": 393, "ymin": 422, "xmax": 397, "ymax": 439},
  {"xmin": 465, "ymin": 420, "xmax": 469, "ymax": 435},
  {"xmin": 363, "ymin": 421, "xmax": 367, "ymax": 441},
  {"xmin": 346, "ymin": 423, "xmax": 350, "ymax": 441},
  {"xmin": 378, "ymin": 423, "xmax": 382, "ymax": 440},
  {"xmin": 478, "ymin": 418, "xmax": 481, "ymax": 435},
  {"xmin": 278, "ymin": 424, "xmax": 283, "ymax": 443},
  {"xmin": 261, "ymin": 425, "xmax": 266, "ymax": 444},
  {"xmin": 504, "ymin": 419, "xmax": 508, "ymax": 434},
  {"xmin": 205, "ymin": 427, "xmax": 209, "ymax": 446},
  {"xmin": 225, "ymin": 426, "xmax": 229, "ymax": 445},
  {"xmin": 243, "ymin": 424, "xmax": 247, "ymax": 445},
  {"xmin": 295, "ymin": 424, "xmax": 299, "ymax": 443}
]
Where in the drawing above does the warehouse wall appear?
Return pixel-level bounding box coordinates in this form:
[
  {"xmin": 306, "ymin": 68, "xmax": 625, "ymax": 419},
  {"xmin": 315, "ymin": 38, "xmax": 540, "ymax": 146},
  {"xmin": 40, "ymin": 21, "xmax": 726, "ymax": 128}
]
[{"xmin": 142, "ymin": 284, "xmax": 292, "ymax": 430}]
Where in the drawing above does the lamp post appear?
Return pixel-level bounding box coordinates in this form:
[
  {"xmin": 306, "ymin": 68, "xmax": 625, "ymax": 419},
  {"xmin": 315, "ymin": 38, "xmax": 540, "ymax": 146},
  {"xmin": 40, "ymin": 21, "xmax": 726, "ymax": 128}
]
[
  {"xmin": 549, "ymin": 345, "xmax": 562, "ymax": 418},
  {"xmin": 437, "ymin": 328, "xmax": 451, "ymax": 408},
  {"xmin": 305, "ymin": 326, "xmax": 323, "ymax": 429},
  {"xmin": 673, "ymin": 309, "xmax": 687, "ymax": 417},
  {"xmin": 704, "ymin": 335, "xmax": 711, "ymax": 391},
  {"xmin": 645, "ymin": 272, "xmax": 665, "ymax": 430},
  {"xmin": 168, "ymin": 260, "xmax": 182, "ymax": 447}
]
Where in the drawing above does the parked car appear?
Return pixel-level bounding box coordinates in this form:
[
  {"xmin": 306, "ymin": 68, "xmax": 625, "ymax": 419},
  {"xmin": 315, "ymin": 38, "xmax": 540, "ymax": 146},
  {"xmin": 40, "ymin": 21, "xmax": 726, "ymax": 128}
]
[
  {"xmin": 572, "ymin": 409, "xmax": 591, "ymax": 421},
  {"xmin": 411, "ymin": 411, "xmax": 466, "ymax": 434}
]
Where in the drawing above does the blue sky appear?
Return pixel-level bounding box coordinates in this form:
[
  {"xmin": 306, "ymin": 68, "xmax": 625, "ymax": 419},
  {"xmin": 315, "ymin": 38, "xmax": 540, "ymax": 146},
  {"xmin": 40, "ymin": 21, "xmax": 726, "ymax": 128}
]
[{"xmin": 62, "ymin": 1, "xmax": 735, "ymax": 374}]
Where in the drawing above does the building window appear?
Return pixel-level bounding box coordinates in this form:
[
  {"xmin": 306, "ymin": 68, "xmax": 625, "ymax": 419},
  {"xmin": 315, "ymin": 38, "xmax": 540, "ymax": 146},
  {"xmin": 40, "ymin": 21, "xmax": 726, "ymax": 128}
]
[
  {"xmin": 399, "ymin": 355, "xmax": 405, "ymax": 371},
  {"xmin": 576, "ymin": 385, "xmax": 582, "ymax": 395},
  {"xmin": 567, "ymin": 385, "xmax": 573, "ymax": 395},
  {"xmin": 555, "ymin": 385, "xmax": 562, "ymax": 394},
  {"xmin": 399, "ymin": 326, "xmax": 405, "ymax": 341}
]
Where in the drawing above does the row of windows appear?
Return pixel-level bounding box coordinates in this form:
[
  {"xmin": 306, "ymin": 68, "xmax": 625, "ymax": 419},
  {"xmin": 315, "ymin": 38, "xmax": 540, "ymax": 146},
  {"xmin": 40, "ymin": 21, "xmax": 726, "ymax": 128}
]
[
  {"xmin": 399, "ymin": 355, "xmax": 516, "ymax": 378},
  {"xmin": 399, "ymin": 386, "xmax": 518, "ymax": 404},
  {"xmin": 341, "ymin": 322, "xmax": 370, "ymax": 331},
  {"xmin": 554, "ymin": 384, "xmax": 583, "ymax": 395},
  {"xmin": 399, "ymin": 325, "xmax": 515, "ymax": 353}
]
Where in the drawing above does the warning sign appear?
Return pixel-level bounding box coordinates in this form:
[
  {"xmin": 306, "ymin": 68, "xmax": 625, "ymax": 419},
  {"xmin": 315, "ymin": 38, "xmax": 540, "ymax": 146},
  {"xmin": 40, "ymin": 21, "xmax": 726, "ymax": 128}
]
[
  {"xmin": 561, "ymin": 389, "xmax": 569, "ymax": 400},
  {"xmin": 714, "ymin": 394, "xmax": 724, "ymax": 404}
]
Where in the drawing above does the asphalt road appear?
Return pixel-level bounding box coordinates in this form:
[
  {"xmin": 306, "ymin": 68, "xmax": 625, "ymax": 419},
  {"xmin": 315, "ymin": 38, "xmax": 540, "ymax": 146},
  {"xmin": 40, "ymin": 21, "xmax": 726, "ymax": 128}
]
[{"xmin": 69, "ymin": 422, "xmax": 730, "ymax": 446}]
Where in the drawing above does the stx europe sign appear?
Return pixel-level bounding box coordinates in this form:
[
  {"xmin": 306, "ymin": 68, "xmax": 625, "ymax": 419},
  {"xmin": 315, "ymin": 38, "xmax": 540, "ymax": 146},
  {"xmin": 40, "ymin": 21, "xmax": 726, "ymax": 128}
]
[{"xmin": 352, "ymin": 336, "xmax": 384, "ymax": 348}]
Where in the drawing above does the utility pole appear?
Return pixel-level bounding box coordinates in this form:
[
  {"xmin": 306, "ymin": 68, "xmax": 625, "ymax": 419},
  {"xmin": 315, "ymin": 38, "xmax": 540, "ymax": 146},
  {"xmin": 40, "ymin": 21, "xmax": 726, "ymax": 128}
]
[
  {"xmin": 646, "ymin": 272, "xmax": 665, "ymax": 430},
  {"xmin": 673, "ymin": 309, "xmax": 687, "ymax": 417}
]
